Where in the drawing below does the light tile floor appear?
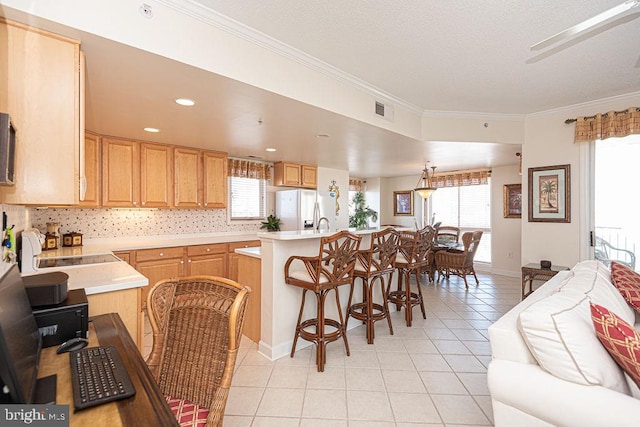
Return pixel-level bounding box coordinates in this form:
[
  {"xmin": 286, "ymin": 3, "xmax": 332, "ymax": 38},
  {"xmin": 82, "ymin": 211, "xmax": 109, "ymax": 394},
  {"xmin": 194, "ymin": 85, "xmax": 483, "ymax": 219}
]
[{"xmin": 144, "ymin": 271, "xmax": 522, "ymax": 427}]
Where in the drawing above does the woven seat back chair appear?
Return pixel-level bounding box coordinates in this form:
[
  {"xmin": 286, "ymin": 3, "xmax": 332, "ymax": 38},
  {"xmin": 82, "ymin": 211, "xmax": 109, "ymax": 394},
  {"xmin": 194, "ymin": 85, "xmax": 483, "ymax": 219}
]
[
  {"xmin": 285, "ymin": 230, "xmax": 361, "ymax": 372},
  {"xmin": 388, "ymin": 226, "xmax": 436, "ymax": 327},
  {"xmin": 347, "ymin": 227, "xmax": 400, "ymax": 344},
  {"xmin": 146, "ymin": 276, "xmax": 250, "ymax": 427},
  {"xmin": 435, "ymin": 230, "xmax": 483, "ymax": 289},
  {"xmin": 435, "ymin": 226, "xmax": 460, "ymax": 245}
]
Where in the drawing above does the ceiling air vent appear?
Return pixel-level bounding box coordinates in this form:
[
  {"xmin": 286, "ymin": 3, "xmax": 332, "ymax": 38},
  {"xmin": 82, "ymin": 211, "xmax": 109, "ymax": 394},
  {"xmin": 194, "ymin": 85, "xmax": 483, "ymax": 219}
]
[{"xmin": 374, "ymin": 100, "xmax": 394, "ymax": 122}]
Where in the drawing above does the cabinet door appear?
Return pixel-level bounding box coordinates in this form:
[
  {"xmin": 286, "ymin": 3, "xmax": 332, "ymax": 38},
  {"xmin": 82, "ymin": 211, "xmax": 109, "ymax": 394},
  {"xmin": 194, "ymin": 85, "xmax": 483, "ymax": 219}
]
[
  {"xmin": 79, "ymin": 131, "xmax": 101, "ymax": 207},
  {"xmin": 140, "ymin": 143, "xmax": 173, "ymax": 208},
  {"xmin": 0, "ymin": 20, "xmax": 81, "ymax": 205},
  {"xmin": 102, "ymin": 138, "xmax": 140, "ymax": 207},
  {"xmin": 113, "ymin": 251, "xmax": 132, "ymax": 265},
  {"xmin": 174, "ymin": 148, "xmax": 201, "ymax": 208},
  {"xmin": 228, "ymin": 240, "xmax": 261, "ymax": 282},
  {"xmin": 283, "ymin": 163, "xmax": 301, "ymax": 186},
  {"xmin": 135, "ymin": 257, "xmax": 185, "ymax": 309},
  {"xmin": 187, "ymin": 253, "xmax": 227, "ymax": 277},
  {"xmin": 301, "ymin": 165, "xmax": 317, "ymax": 189},
  {"xmin": 202, "ymin": 151, "xmax": 228, "ymax": 208}
]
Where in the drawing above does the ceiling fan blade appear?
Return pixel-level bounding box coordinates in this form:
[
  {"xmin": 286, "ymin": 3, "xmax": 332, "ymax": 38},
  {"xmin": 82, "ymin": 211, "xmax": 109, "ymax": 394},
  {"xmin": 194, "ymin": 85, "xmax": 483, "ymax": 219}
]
[{"xmin": 531, "ymin": 0, "xmax": 640, "ymax": 51}]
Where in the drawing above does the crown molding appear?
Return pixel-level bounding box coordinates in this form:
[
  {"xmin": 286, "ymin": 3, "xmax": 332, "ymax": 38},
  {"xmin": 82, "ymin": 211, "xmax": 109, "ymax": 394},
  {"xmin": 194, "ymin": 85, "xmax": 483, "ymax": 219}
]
[
  {"xmin": 155, "ymin": 0, "xmax": 424, "ymax": 115},
  {"xmin": 526, "ymin": 90, "xmax": 640, "ymax": 118}
]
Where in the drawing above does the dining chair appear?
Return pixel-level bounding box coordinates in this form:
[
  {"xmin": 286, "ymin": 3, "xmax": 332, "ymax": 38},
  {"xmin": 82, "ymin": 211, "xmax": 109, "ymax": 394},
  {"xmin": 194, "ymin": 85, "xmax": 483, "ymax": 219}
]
[
  {"xmin": 146, "ymin": 275, "xmax": 251, "ymax": 427},
  {"xmin": 435, "ymin": 230, "xmax": 483, "ymax": 289},
  {"xmin": 347, "ymin": 227, "xmax": 399, "ymax": 344},
  {"xmin": 285, "ymin": 230, "xmax": 361, "ymax": 371},
  {"xmin": 435, "ymin": 226, "xmax": 461, "ymax": 245}
]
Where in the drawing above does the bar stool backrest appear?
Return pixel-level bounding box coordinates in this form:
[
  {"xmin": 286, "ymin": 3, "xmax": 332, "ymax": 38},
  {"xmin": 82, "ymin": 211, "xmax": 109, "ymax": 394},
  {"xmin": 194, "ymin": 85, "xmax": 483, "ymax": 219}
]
[
  {"xmin": 356, "ymin": 228, "xmax": 399, "ymax": 275},
  {"xmin": 318, "ymin": 230, "xmax": 362, "ymax": 285}
]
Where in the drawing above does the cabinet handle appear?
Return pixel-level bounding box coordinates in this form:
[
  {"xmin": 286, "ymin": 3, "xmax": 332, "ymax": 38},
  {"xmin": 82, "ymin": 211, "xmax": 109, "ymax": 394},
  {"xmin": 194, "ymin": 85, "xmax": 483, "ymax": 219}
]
[
  {"xmin": 206, "ymin": 248, "xmax": 210, "ymax": 252},
  {"xmin": 197, "ymin": 203, "xmax": 201, "ymax": 206},
  {"xmin": 204, "ymin": 203, "xmax": 208, "ymax": 207},
  {"xmin": 142, "ymin": 201, "xmax": 146, "ymax": 206},
  {"xmin": 180, "ymin": 260, "xmax": 184, "ymax": 264},
  {"xmin": 159, "ymin": 252, "xmax": 164, "ymax": 257},
  {"xmin": 133, "ymin": 201, "xmax": 137, "ymax": 205},
  {"xmin": 188, "ymin": 259, "xmax": 192, "ymax": 263}
]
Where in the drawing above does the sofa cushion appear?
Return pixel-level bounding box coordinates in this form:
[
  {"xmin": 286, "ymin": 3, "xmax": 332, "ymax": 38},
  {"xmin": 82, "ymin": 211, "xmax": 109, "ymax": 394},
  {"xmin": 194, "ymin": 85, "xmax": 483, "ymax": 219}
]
[
  {"xmin": 610, "ymin": 261, "xmax": 640, "ymax": 313},
  {"xmin": 559, "ymin": 260, "xmax": 635, "ymax": 324},
  {"xmin": 591, "ymin": 303, "xmax": 640, "ymax": 389},
  {"xmin": 518, "ymin": 290, "xmax": 630, "ymax": 394}
]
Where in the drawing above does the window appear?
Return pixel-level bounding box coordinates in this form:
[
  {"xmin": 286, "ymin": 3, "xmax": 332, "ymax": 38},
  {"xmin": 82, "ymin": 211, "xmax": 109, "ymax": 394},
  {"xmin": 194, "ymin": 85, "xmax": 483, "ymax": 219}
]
[
  {"xmin": 229, "ymin": 176, "xmax": 266, "ymax": 220},
  {"xmin": 430, "ymin": 181, "xmax": 492, "ymax": 263}
]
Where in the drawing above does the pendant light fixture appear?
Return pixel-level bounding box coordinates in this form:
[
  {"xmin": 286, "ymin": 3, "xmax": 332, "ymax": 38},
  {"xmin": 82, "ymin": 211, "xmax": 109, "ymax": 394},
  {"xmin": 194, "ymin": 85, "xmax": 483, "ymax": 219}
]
[{"xmin": 414, "ymin": 164, "xmax": 438, "ymax": 199}]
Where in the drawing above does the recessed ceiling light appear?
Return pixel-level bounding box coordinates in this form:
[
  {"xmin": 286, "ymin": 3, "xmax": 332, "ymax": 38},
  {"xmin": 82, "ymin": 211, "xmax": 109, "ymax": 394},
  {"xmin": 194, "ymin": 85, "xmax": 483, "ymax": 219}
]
[
  {"xmin": 315, "ymin": 134, "xmax": 330, "ymax": 138},
  {"xmin": 144, "ymin": 127, "xmax": 160, "ymax": 133},
  {"xmin": 175, "ymin": 98, "xmax": 195, "ymax": 106},
  {"xmin": 266, "ymin": 148, "xmax": 277, "ymax": 152}
]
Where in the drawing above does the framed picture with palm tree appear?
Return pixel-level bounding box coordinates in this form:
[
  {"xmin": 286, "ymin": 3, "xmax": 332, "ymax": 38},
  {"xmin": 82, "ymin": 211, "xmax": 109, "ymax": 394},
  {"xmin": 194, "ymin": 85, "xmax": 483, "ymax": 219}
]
[{"xmin": 528, "ymin": 164, "xmax": 570, "ymax": 223}]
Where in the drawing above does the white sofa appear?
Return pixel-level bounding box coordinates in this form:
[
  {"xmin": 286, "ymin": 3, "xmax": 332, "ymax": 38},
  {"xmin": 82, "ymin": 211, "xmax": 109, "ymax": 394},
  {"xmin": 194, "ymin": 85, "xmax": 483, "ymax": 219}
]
[{"xmin": 488, "ymin": 260, "xmax": 640, "ymax": 427}]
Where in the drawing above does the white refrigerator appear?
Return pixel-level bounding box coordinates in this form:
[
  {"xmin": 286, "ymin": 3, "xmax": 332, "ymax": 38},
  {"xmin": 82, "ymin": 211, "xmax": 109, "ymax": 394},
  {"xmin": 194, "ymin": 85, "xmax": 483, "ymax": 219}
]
[{"xmin": 275, "ymin": 189, "xmax": 335, "ymax": 232}]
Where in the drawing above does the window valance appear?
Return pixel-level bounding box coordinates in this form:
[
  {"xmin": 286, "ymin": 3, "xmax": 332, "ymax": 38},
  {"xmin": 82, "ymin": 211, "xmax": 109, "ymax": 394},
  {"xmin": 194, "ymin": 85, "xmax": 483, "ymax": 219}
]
[
  {"xmin": 428, "ymin": 169, "xmax": 491, "ymax": 188},
  {"xmin": 227, "ymin": 159, "xmax": 271, "ymax": 180},
  {"xmin": 349, "ymin": 179, "xmax": 365, "ymax": 192},
  {"xmin": 570, "ymin": 107, "xmax": 640, "ymax": 143}
]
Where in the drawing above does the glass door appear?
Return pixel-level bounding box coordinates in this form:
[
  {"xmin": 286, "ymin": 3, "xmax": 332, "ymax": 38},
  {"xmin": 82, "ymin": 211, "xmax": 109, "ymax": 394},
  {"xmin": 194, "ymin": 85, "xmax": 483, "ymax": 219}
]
[{"xmin": 593, "ymin": 135, "xmax": 640, "ymax": 271}]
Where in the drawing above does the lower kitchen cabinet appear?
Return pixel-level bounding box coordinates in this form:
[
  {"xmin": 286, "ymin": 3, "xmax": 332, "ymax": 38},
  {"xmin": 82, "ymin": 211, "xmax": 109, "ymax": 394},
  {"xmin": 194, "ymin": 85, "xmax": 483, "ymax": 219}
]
[
  {"xmin": 135, "ymin": 246, "xmax": 185, "ymax": 308},
  {"xmin": 87, "ymin": 288, "xmax": 143, "ymax": 350},
  {"xmin": 236, "ymin": 254, "xmax": 261, "ymax": 343},
  {"xmin": 186, "ymin": 243, "xmax": 227, "ymax": 276},
  {"xmin": 228, "ymin": 240, "xmax": 261, "ymax": 282}
]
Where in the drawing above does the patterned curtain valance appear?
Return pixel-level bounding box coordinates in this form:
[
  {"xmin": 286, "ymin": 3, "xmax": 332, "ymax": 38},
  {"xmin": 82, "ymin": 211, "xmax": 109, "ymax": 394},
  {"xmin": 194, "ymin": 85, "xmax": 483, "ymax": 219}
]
[
  {"xmin": 227, "ymin": 159, "xmax": 271, "ymax": 180},
  {"xmin": 349, "ymin": 179, "xmax": 365, "ymax": 191},
  {"xmin": 572, "ymin": 107, "xmax": 640, "ymax": 143},
  {"xmin": 428, "ymin": 169, "xmax": 491, "ymax": 188}
]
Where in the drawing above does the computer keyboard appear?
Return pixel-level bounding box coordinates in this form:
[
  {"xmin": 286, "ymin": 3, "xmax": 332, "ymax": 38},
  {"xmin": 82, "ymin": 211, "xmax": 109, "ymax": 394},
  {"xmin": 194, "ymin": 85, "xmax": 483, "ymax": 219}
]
[{"xmin": 69, "ymin": 345, "xmax": 136, "ymax": 411}]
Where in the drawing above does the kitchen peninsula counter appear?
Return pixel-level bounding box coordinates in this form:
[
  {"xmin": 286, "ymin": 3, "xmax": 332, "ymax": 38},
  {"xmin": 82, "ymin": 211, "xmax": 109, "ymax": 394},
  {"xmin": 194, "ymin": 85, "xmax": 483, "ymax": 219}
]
[{"xmin": 257, "ymin": 228, "xmax": 392, "ymax": 360}]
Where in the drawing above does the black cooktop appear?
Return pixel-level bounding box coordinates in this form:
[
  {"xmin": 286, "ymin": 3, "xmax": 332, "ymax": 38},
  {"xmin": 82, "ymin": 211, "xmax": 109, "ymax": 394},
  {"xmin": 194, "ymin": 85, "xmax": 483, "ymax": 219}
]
[{"xmin": 37, "ymin": 254, "xmax": 120, "ymax": 269}]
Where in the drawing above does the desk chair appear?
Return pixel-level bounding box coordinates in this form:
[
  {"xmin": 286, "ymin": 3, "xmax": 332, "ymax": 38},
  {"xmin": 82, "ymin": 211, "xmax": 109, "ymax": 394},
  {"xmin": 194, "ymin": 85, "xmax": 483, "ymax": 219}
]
[
  {"xmin": 435, "ymin": 230, "xmax": 483, "ymax": 289},
  {"xmin": 146, "ymin": 276, "xmax": 250, "ymax": 427},
  {"xmin": 347, "ymin": 228, "xmax": 399, "ymax": 344},
  {"xmin": 285, "ymin": 230, "xmax": 361, "ymax": 372},
  {"xmin": 388, "ymin": 226, "xmax": 435, "ymax": 326}
]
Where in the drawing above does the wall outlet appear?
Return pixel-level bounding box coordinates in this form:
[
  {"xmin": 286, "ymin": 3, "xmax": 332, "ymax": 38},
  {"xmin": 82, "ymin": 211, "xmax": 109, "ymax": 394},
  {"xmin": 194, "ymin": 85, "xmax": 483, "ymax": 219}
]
[{"xmin": 507, "ymin": 251, "xmax": 513, "ymax": 259}]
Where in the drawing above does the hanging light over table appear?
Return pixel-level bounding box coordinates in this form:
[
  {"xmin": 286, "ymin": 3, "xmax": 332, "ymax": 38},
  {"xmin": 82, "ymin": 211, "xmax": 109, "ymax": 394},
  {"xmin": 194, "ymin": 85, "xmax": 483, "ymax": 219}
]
[{"xmin": 414, "ymin": 165, "xmax": 438, "ymax": 199}]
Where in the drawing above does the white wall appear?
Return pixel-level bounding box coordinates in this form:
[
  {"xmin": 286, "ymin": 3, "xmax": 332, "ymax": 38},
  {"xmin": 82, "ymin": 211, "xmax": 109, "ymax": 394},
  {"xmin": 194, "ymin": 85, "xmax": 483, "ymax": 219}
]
[
  {"xmin": 490, "ymin": 165, "xmax": 522, "ymax": 276},
  {"xmin": 380, "ymin": 176, "xmax": 421, "ymax": 229},
  {"xmin": 364, "ymin": 177, "xmax": 381, "ymax": 229},
  {"xmin": 522, "ymin": 91, "xmax": 640, "ymax": 267}
]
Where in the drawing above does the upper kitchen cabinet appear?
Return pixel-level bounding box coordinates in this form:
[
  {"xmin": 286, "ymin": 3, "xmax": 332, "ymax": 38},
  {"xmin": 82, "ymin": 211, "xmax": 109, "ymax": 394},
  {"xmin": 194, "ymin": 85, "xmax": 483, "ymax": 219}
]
[
  {"xmin": 273, "ymin": 162, "xmax": 317, "ymax": 189},
  {"xmin": 0, "ymin": 19, "xmax": 82, "ymax": 205},
  {"xmin": 140, "ymin": 143, "xmax": 173, "ymax": 208},
  {"xmin": 102, "ymin": 137, "xmax": 140, "ymax": 207},
  {"xmin": 202, "ymin": 151, "xmax": 227, "ymax": 208},
  {"xmin": 174, "ymin": 147, "xmax": 201, "ymax": 208},
  {"xmin": 78, "ymin": 131, "xmax": 101, "ymax": 207}
]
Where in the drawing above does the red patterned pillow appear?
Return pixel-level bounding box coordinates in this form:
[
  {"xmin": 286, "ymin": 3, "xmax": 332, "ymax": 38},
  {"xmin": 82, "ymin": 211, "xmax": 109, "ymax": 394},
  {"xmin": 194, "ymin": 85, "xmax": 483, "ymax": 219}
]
[
  {"xmin": 590, "ymin": 303, "xmax": 640, "ymax": 389},
  {"xmin": 610, "ymin": 261, "xmax": 640, "ymax": 312},
  {"xmin": 166, "ymin": 396, "xmax": 209, "ymax": 427}
]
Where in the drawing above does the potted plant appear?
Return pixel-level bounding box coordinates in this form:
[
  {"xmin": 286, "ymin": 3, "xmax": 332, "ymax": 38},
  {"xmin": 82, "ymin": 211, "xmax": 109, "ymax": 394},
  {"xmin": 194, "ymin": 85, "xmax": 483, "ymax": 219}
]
[
  {"xmin": 349, "ymin": 191, "xmax": 378, "ymax": 230},
  {"xmin": 260, "ymin": 214, "xmax": 281, "ymax": 232}
]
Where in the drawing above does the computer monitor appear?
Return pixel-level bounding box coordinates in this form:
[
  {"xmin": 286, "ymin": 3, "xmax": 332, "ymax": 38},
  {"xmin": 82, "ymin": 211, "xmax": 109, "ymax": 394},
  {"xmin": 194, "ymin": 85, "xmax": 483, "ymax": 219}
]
[{"xmin": 0, "ymin": 264, "xmax": 42, "ymax": 403}]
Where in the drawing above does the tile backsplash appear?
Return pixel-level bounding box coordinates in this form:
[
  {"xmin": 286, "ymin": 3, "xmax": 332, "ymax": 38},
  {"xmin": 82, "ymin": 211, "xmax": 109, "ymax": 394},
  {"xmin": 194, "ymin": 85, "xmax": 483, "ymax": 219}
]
[{"xmin": 30, "ymin": 208, "xmax": 260, "ymax": 239}]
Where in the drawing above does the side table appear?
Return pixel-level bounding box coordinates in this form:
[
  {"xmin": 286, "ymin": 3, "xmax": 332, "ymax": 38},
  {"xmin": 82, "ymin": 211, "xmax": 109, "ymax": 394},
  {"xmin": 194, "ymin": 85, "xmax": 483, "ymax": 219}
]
[{"xmin": 521, "ymin": 263, "xmax": 570, "ymax": 300}]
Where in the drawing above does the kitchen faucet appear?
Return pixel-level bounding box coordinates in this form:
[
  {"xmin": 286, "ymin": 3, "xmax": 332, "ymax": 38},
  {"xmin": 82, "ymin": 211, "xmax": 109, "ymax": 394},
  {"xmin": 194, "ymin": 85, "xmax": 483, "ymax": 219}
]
[{"xmin": 316, "ymin": 216, "xmax": 330, "ymax": 232}]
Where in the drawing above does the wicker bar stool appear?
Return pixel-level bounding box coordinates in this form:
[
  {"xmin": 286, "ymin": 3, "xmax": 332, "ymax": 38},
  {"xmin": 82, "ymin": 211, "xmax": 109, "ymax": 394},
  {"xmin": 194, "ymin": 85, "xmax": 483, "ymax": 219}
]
[
  {"xmin": 146, "ymin": 275, "xmax": 251, "ymax": 427},
  {"xmin": 347, "ymin": 228, "xmax": 399, "ymax": 344},
  {"xmin": 387, "ymin": 226, "xmax": 436, "ymax": 326},
  {"xmin": 285, "ymin": 230, "xmax": 361, "ymax": 372}
]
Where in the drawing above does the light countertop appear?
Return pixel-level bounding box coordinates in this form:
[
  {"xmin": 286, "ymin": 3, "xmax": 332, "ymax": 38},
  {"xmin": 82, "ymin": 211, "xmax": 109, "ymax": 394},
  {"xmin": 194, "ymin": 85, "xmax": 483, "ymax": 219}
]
[
  {"xmin": 235, "ymin": 247, "xmax": 261, "ymax": 259},
  {"xmin": 257, "ymin": 227, "xmax": 408, "ymax": 241}
]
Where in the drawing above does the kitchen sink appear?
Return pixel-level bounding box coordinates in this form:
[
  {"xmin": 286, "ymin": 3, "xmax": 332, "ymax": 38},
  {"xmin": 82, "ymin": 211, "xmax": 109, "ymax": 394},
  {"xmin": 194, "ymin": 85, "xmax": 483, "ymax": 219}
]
[{"xmin": 37, "ymin": 254, "xmax": 121, "ymax": 269}]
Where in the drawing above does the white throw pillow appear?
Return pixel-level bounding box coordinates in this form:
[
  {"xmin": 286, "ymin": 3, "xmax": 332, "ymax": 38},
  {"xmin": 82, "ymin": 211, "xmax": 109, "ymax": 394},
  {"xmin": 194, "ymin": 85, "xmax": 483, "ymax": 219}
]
[{"xmin": 518, "ymin": 290, "xmax": 630, "ymax": 394}]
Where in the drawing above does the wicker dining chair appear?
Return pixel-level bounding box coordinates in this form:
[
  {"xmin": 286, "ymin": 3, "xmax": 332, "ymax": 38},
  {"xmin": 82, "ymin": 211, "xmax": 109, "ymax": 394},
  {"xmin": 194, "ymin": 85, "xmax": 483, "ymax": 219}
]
[
  {"xmin": 146, "ymin": 276, "xmax": 251, "ymax": 427},
  {"xmin": 435, "ymin": 226, "xmax": 461, "ymax": 245},
  {"xmin": 435, "ymin": 230, "xmax": 483, "ymax": 289}
]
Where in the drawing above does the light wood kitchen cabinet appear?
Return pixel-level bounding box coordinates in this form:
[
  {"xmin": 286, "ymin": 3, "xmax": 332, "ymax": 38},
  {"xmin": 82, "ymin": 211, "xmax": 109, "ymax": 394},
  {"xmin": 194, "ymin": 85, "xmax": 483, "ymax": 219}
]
[
  {"xmin": 113, "ymin": 251, "xmax": 132, "ymax": 265},
  {"xmin": 228, "ymin": 240, "xmax": 261, "ymax": 282},
  {"xmin": 237, "ymin": 253, "xmax": 261, "ymax": 343},
  {"xmin": 202, "ymin": 151, "xmax": 228, "ymax": 208},
  {"xmin": 140, "ymin": 143, "xmax": 173, "ymax": 208},
  {"xmin": 79, "ymin": 131, "xmax": 101, "ymax": 207},
  {"xmin": 135, "ymin": 246, "xmax": 185, "ymax": 307},
  {"xmin": 185, "ymin": 243, "xmax": 227, "ymax": 276},
  {"xmin": 87, "ymin": 288, "xmax": 143, "ymax": 350},
  {"xmin": 101, "ymin": 137, "xmax": 140, "ymax": 207},
  {"xmin": 273, "ymin": 162, "xmax": 317, "ymax": 188},
  {"xmin": 0, "ymin": 19, "xmax": 82, "ymax": 205},
  {"xmin": 174, "ymin": 147, "xmax": 201, "ymax": 207}
]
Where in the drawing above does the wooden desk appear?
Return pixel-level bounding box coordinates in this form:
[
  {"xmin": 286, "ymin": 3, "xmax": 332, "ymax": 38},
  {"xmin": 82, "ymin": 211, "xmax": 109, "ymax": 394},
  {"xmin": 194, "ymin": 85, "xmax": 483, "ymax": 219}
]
[
  {"xmin": 38, "ymin": 313, "xmax": 177, "ymax": 426},
  {"xmin": 521, "ymin": 263, "xmax": 570, "ymax": 300}
]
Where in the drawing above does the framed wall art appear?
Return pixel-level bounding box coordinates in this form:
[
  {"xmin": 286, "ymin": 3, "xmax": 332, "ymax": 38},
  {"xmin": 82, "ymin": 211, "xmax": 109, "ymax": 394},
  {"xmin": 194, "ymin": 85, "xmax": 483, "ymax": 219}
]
[
  {"xmin": 528, "ymin": 164, "xmax": 570, "ymax": 223},
  {"xmin": 503, "ymin": 184, "xmax": 522, "ymax": 218},
  {"xmin": 393, "ymin": 190, "xmax": 413, "ymax": 216}
]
